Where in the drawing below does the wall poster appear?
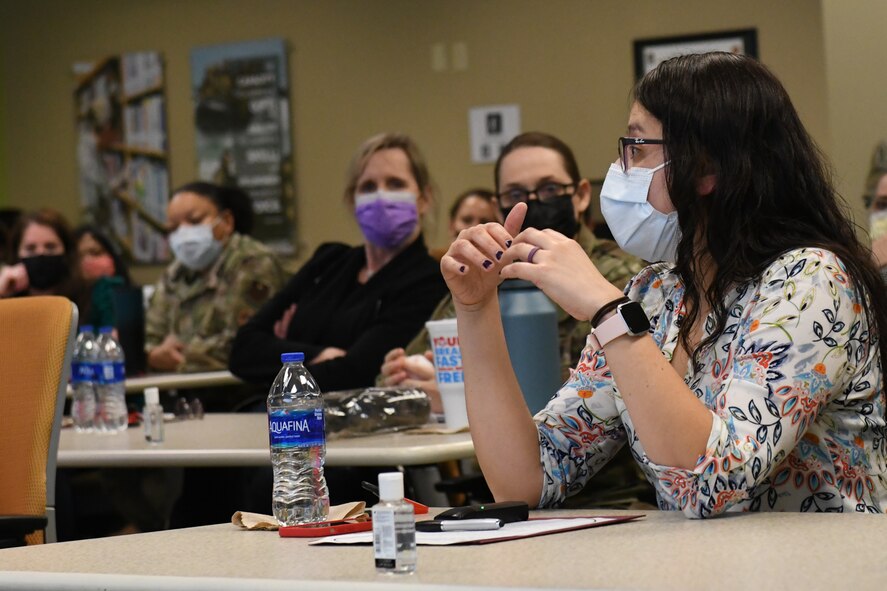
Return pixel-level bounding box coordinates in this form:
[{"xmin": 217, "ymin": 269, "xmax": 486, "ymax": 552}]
[
  {"xmin": 190, "ymin": 38, "xmax": 296, "ymax": 255},
  {"xmin": 633, "ymin": 29, "xmax": 758, "ymax": 80},
  {"xmin": 74, "ymin": 52, "xmax": 170, "ymax": 263}
]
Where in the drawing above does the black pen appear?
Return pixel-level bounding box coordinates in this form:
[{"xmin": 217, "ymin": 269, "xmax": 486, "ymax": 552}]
[
  {"xmin": 361, "ymin": 480, "xmax": 379, "ymax": 498},
  {"xmin": 416, "ymin": 518, "xmax": 503, "ymax": 532}
]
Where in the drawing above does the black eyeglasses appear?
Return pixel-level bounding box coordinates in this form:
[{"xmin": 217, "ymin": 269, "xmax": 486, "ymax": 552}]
[
  {"xmin": 618, "ymin": 137, "xmax": 665, "ymax": 172},
  {"xmin": 497, "ymin": 182, "xmax": 575, "ymax": 208}
]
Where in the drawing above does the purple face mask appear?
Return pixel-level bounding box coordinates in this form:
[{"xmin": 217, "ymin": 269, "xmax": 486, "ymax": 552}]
[{"xmin": 354, "ymin": 191, "xmax": 419, "ymax": 249}]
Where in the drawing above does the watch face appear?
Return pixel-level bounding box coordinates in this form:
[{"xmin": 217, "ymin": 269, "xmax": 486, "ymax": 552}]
[{"xmin": 619, "ymin": 302, "xmax": 651, "ymax": 335}]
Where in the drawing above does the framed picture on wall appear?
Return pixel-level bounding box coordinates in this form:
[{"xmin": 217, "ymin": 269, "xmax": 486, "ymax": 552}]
[{"xmin": 634, "ymin": 29, "xmax": 758, "ymax": 80}]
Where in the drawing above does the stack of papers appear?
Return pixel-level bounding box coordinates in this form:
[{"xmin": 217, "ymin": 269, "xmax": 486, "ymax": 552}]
[{"xmin": 310, "ymin": 515, "xmax": 642, "ymax": 546}]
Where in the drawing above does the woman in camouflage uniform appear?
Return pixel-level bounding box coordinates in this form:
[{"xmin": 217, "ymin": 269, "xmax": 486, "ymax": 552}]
[{"xmin": 145, "ymin": 182, "xmax": 284, "ymax": 373}]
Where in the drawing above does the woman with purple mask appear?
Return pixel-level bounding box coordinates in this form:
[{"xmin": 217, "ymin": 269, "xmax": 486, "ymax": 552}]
[{"xmin": 229, "ymin": 133, "xmax": 447, "ymax": 391}]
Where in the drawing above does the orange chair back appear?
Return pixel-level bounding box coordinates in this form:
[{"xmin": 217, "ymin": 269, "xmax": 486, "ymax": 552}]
[{"xmin": 0, "ymin": 296, "xmax": 77, "ymax": 544}]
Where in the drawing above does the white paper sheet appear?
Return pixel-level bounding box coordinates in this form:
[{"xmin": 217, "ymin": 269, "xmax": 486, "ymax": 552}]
[{"xmin": 309, "ymin": 517, "xmax": 630, "ymax": 546}]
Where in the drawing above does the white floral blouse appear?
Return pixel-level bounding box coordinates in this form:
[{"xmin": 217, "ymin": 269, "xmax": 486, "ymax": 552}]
[{"xmin": 535, "ymin": 248, "xmax": 887, "ymax": 517}]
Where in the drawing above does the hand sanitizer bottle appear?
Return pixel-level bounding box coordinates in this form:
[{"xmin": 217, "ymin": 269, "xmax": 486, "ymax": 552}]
[
  {"xmin": 143, "ymin": 387, "xmax": 164, "ymax": 443},
  {"xmin": 372, "ymin": 472, "xmax": 416, "ymax": 574}
]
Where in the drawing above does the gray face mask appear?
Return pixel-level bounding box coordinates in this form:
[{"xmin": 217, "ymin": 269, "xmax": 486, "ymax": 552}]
[{"xmin": 168, "ymin": 220, "xmax": 223, "ymax": 271}]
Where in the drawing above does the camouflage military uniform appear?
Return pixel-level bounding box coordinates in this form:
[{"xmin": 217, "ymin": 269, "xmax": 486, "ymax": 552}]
[
  {"xmin": 398, "ymin": 225, "xmax": 646, "ymax": 379},
  {"xmin": 145, "ymin": 233, "xmax": 284, "ymax": 372}
]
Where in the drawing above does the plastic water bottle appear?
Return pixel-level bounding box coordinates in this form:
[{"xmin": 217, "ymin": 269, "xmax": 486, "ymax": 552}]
[
  {"xmin": 95, "ymin": 326, "xmax": 128, "ymax": 433},
  {"xmin": 267, "ymin": 352, "xmax": 329, "ymax": 525},
  {"xmin": 372, "ymin": 471, "xmax": 417, "ymax": 574},
  {"xmin": 499, "ymin": 279, "xmax": 562, "ymax": 414},
  {"xmin": 71, "ymin": 325, "xmax": 98, "ymax": 432}
]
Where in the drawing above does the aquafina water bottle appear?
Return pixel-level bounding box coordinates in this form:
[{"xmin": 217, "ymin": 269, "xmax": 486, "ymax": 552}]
[
  {"xmin": 71, "ymin": 325, "xmax": 98, "ymax": 432},
  {"xmin": 267, "ymin": 352, "xmax": 329, "ymax": 525},
  {"xmin": 95, "ymin": 326, "xmax": 127, "ymax": 432}
]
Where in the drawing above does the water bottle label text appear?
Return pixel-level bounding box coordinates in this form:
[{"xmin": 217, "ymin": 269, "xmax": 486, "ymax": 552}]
[
  {"xmin": 268, "ymin": 409, "xmax": 325, "ymax": 448},
  {"xmin": 96, "ymin": 361, "xmax": 125, "ymax": 384},
  {"xmin": 71, "ymin": 362, "xmax": 96, "ymax": 384}
]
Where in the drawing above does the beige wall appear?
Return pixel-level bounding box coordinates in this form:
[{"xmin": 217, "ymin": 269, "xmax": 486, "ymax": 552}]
[
  {"xmin": 0, "ymin": 0, "xmax": 834, "ymax": 282},
  {"xmin": 822, "ymin": 0, "xmax": 887, "ymax": 227}
]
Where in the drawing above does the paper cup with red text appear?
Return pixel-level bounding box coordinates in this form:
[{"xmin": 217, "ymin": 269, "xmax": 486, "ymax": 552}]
[{"xmin": 425, "ymin": 318, "xmax": 468, "ymax": 429}]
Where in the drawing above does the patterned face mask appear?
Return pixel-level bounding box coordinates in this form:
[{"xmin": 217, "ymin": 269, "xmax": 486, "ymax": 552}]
[
  {"xmin": 354, "ymin": 191, "xmax": 419, "ymax": 249},
  {"xmin": 599, "ymin": 162, "xmax": 679, "ymax": 263}
]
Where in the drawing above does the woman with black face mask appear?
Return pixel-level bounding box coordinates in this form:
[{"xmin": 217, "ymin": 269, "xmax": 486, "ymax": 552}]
[
  {"xmin": 0, "ymin": 208, "xmax": 86, "ymax": 305},
  {"xmin": 379, "ymin": 132, "xmax": 646, "ymax": 407}
]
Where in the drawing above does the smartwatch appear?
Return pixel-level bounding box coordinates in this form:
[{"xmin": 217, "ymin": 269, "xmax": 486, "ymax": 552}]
[{"xmin": 587, "ymin": 300, "xmax": 650, "ymax": 352}]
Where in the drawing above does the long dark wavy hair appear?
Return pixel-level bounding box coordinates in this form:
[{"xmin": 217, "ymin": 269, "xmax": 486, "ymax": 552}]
[{"xmin": 635, "ymin": 52, "xmax": 887, "ymax": 394}]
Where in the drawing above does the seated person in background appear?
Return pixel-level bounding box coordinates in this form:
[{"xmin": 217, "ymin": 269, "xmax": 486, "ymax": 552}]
[
  {"xmin": 145, "ymin": 182, "xmax": 284, "ymax": 373},
  {"xmin": 429, "ymin": 188, "xmax": 498, "ymax": 260},
  {"xmin": 229, "ymin": 133, "xmax": 448, "ymax": 391},
  {"xmin": 0, "ymin": 208, "xmax": 87, "ymax": 306},
  {"xmin": 74, "ymin": 224, "xmax": 132, "ymax": 328},
  {"xmin": 444, "ymin": 53, "xmax": 887, "ymax": 516},
  {"xmin": 0, "ymin": 207, "xmax": 23, "ymax": 264},
  {"xmin": 863, "ymin": 141, "xmax": 887, "ymax": 281},
  {"xmin": 380, "ymin": 132, "xmax": 645, "ymax": 411}
]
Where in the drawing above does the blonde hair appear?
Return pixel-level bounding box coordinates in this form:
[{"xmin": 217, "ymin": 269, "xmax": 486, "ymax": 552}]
[{"xmin": 343, "ymin": 133, "xmax": 433, "ymax": 204}]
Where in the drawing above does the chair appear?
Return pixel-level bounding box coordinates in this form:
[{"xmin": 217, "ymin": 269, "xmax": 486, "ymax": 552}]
[{"xmin": 0, "ymin": 296, "xmax": 78, "ymax": 546}]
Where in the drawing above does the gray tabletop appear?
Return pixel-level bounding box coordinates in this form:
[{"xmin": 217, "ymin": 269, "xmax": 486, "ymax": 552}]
[
  {"xmin": 0, "ymin": 509, "xmax": 884, "ymax": 590},
  {"xmin": 58, "ymin": 413, "xmax": 475, "ymax": 468}
]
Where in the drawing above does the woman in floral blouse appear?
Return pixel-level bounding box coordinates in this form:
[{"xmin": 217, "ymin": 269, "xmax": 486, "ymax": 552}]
[{"xmin": 441, "ymin": 52, "xmax": 887, "ymax": 517}]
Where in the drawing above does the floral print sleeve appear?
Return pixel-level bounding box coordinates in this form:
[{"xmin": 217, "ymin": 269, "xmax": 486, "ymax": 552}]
[
  {"xmin": 647, "ymin": 248, "xmax": 887, "ymax": 516},
  {"xmin": 534, "ymin": 265, "xmax": 667, "ymax": 508},
  {"xmin": 535, "ymin": 249, "xmax": 887, "ymax": 516}
]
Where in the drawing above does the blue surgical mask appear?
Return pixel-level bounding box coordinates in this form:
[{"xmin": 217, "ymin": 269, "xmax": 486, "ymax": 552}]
[
  {"xmin": 168, "ymin": 220, "xmax": 224, "ymax": 271},
  {"xmin": 599, "ymin": 162, "xmax": 679, "ymax": 262}
]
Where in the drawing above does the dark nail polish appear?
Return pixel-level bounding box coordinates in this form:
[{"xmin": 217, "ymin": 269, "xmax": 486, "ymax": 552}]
[
  {"xmin": 505, "ymin": 240, "xmax": 513, "ymax": 247},
  {"xmin": 495, "ymin": 251, "xmax": 503, "ymax": 260},
  {"xmin": 459, "ymin": 265, "xmax": 466, "ymax": 273},
  {"xmin": 482, "ymin": 260, "xmax": 492, "ymax": 269}
]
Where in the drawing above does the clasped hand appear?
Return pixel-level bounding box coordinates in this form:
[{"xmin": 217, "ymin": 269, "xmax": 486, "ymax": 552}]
[
  {"xmin": 440, "ymin": 203, "xmax": 624, "ymax": 320},
  {"xmin": 0, "ymin": 263, "xmax": 29, "ymax": 297}
]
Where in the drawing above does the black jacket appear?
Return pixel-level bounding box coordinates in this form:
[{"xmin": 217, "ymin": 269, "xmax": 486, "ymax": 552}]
[{"xmin": 229, "ymin": 236, "xmax": 447, "ymax": 391}]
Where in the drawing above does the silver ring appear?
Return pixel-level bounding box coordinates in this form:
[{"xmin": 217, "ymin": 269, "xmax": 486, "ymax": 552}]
[{"xmin": 527, "ymin": 246, "xmax": 541, "ymax": 264}]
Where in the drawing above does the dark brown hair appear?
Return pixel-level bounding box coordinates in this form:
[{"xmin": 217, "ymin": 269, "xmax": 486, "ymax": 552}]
[
  {"xmin": 10, "ymin": 208, "xmax": 85, "ymax": 301},
  {"xmin": 449, "ymin": 188, "xmax": 495, "ymax": 221},
  {"xmin": 635, "ymin": 52, "xmax": 887, "ymax": 398},
  {"xmin": 494, "ymin": 132, "xmax": 581, "ymax": 191}
]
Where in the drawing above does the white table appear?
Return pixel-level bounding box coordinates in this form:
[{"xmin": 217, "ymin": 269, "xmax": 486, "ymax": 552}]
[
  {"xmin": 0, "ymin": 509, "xmax": 884, "ymax": 590},
  {"xmin": 124, "ymin": 370, "xmax": 242, "ymax": 393},
  {"xmin": 58, "ymin": 413, "xmax": 475, "ymax": 468}
]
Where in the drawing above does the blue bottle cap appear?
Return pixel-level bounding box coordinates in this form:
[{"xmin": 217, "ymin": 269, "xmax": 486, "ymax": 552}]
[
  {"xmin": 99, "ymin": 326, "xmax": 114, "ymax": 334},
  {"xmin": 79, "ymin": 325, "xmax": 94, "ymax": 333},
  {"xmin": 280, "ymin": 352, "xmax": 305, "ymax": 363}
]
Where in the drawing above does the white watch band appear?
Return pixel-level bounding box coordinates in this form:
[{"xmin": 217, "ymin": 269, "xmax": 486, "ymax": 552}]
[{"xmin": 587, "ymin": 310, "xmax": 630, "ymax": 352}]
